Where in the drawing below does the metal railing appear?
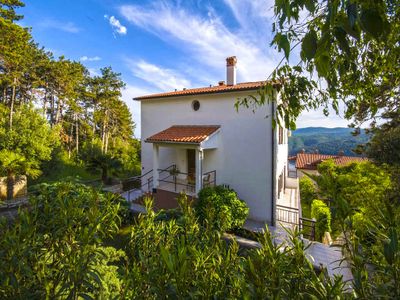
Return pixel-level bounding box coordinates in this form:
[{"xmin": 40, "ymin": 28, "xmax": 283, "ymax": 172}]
[
  {"xmin": 276, "ymin": 204, "xmax": 316, "ymax": 241},
  {"xmin": 158, "ymin": 167, "xmax": 217, "ymax": 193},
  {"xmin": 122, "ymin": 167, "xmax": 159, "ymax": 194},
  {"xmin": 276, "ymin": 204, "xmax": 299, "ymax": 225},
  {"xmin": 299, "ymin": 217, "xmax": 316, "ymax": 241},
  {"xmin": 158, "ymin": 169, "xmax": 195, "ymax": 193},
  {"xmin": 202, "ymin": 170, "xmax": 216, "ymax": 188}
]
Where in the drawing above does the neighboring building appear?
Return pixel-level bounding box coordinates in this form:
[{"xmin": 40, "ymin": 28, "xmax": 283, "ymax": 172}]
[
  {"xmin": 134, "ymin": 56, "xmax": 290, "ymax": 224},
  {"xmin": 292, "ymin": 152, "xmax": 368, "ymax": 178}
]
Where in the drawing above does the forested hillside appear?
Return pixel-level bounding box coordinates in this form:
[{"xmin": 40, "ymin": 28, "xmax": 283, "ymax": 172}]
[
  {"xmin": 0, "ymin": 3, "xmax": 139, "ymax": 195},
  {"xmin": 289, "ymin": 127, "xmax": 370, "ymax": 156}
]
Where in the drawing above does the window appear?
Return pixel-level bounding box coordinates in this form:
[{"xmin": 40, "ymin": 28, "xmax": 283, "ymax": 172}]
[
  {"xmin": 192, "ymin": 100, "xmax": 200, "ymax": 111},
  {"xmin": 278, "ymin": 126, "xmax": 284, "ymax": 144}
]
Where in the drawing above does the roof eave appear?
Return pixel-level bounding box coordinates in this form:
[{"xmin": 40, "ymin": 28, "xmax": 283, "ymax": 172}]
[
  {"xmin": 144, "ymin": 140, "xmax": 201, "ymax": 145},
  {"xmin": 133, "ymin": 84, "xmax": 279, "ymax": 101}
]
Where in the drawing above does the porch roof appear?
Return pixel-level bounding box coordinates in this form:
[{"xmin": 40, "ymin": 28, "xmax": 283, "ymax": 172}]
[{"xmin": 145, "ymin": 125, "xmax": 220, "ymax": 144}]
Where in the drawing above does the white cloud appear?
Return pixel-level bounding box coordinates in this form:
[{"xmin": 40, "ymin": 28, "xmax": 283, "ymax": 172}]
[
  {"xmin": 104, "ymin": 15, "xmax": 127, "ymax": 35},
  {"xmin": 80, "ymin": 56, "xmax": 101, "ymax": 62},
  {"xmin": 119, "ymin": 3, "xmax": 280, "ymax": 82},
  {"xmin": 126, "ymin": 58, "xmax": 191, "ymax": 91},
  {"xmin": 38, "ymin": 19, "xmax": 80, "ymax": 33},
  {"xmin": 296, "ymin": 108, "xmax": 351, "ymax": 128},
  {"xmin": 223, "ymin": 0, "xmax": 275, "ymax": 40}
]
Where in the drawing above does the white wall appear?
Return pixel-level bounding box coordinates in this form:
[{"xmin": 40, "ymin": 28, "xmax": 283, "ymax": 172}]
[{"xmin": 140, "ymin": 91, "xmax": 276, "ymax": 223}]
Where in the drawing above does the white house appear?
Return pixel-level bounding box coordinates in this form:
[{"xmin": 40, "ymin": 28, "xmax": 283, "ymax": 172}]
[{"xmin": 134, "ymin": 57, "xmax": 292, "ymax": 225}]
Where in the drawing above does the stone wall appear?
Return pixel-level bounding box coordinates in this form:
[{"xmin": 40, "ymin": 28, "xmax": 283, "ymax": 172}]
[{"xmin": 0, "ymin": 175, "xmax": 28, "ymax": 200}]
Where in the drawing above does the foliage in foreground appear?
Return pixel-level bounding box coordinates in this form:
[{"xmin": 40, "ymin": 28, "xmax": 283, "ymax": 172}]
[
  {"xmin": 0, "ymin": 182, "xmax": 123, "ymax": 299},
  {"xmin": 1, "ymin": 181, "xmax": 399, "ymax": 298},
  {"xmin": 309, "ymin": 160, "xmax": 400, "ymax": 297},
  {"xmin": 0, "ymin": 182, "xmax": 347, "ymax": 299}
]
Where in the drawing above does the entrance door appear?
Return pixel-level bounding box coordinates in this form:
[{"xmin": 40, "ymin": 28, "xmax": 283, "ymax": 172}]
[{"xmin": 187, "ymin": 149, "xmax": 196, "ymax": 181}]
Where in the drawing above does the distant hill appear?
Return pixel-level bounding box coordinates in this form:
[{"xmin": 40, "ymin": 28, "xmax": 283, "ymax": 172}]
[{"xmin": 289, "ymin": 127, "xmax": 370, "ymax": 156}]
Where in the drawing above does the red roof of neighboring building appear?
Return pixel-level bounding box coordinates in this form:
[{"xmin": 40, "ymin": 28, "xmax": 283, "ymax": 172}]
[
  {"xmin": 145, "ymin": 125, "xmax": 220, "ymax": 144},
  {"xmin": 134, "ymin": 81, "xmax": 277, "ymax": 100},
  {"xmin": 295, "ymin": 153, "xmax": 368, "ymax": 170}
]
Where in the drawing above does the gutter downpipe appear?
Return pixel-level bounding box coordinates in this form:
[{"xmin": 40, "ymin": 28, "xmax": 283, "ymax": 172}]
[{"xmin": 271, "ymin": 96, "xmax": 276, "ymax": 226}]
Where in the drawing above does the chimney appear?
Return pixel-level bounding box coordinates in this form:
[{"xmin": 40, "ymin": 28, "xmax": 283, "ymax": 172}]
[
  {"xmin": 338, "ymin": 150, "xmax": 345, "ymax": 156},
  {"xmin": 226, "ymin": 56, "xmax": 237, "ymax": 86},
  {"xmin": 218, "ymin": 80, "xmax": 225, "ymax": 86}
]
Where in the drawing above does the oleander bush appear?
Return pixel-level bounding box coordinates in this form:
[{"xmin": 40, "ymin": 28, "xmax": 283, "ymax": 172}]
[
  {"xmin": 0, "ymin": 182, "xmax": 123, "ymax": 299},
  {"xmin": 1, "ymin": 182, "xmax": 399, "ymax": 299}
]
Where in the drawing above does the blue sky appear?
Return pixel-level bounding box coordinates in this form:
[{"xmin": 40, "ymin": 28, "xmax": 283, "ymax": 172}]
[{"xmin": 20, "ymin": 0, "xmax": 350, "ymax": 137}]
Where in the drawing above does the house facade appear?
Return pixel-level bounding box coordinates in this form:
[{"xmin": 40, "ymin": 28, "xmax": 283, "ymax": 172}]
[{"xmin": 135, "ymin": 57, "xmax": 289, "ymax": 224}]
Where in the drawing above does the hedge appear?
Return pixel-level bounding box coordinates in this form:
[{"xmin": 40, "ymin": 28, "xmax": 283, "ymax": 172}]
[{"xmin": 311, "ymin": 199, "xmax": 331, "ymax": 241}]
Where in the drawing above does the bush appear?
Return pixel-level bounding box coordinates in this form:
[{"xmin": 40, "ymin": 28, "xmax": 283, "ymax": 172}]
[
  {"xmin": 0, "ymin": 182, "xmax": 123, "ymax": 299},
  {"xmin": 311, "ymin": 199, "xmax": 331, "ymax": 241},
  {"xmin": 299, "ymin": 177, "xmax": 317, "ymax": 205},
  {"xmin": 195, "ymin": 185, "xmax": 249, "ymax": 231}
]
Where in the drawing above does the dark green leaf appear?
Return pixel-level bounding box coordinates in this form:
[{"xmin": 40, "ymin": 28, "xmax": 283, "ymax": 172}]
[
  {"xmin": 334, "ymin": 27, "xmax": 350, "ymax": 55},
  {"xmin": 360, "ymin": 9, "xmax": 384, "ymax": 39},
  {"xmin": 279, "ymin": 34, "xmax": 290, "ymax": 60},
  {"xmin": 315, "ymin": 54, "xmax": 330, "ymax": 77},
  {"xmin": 346, "ymin": 2, "xmax": 357, "ymax": 28},
  {"xmin": 304, "ymin": 0, "xmax": 315, "ymax": 13},
  {"xmin": 301, "ymin": 30, "xmax": 318, "ymax": 61}
]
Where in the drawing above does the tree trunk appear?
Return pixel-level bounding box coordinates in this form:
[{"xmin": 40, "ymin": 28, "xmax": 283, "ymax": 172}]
[
  {"xmin": 2, "ymin": 86, "xmax": 6, "ymax": 103},
  {"xmin": 101, "ymin": 112, "xmax": 108, "ymax": 153},
  {"xmin": 6, "ymin": 171, "xmax": 15, "ymax": 201},
  {"xmin": 50, "ymin": 94, "xmax": 55, "ymax": 126},
  {"xmin": 75, "ymin": 113, "xmax": 79, "ymax": 154},
  {"xmin": 104, "ymin": 131, "xmax": 110, "ymax": 154},
  {"xmin": 9, "ymin": 77, "xmax": 17, "ymax": 129},
  {"xmin": 92, "ymin": 103, "xmax": 97, "ymax": 135},
  {"xmin": 55, "ymin": 98, "xmax": 62, "ymax": 125},
  {"xmin": 68, "ymin": 121, "xmax": 74, "ymax": 159},
  {"xmin": 43, "ymin": 89, "xmax": 47, "ymax": 118}
]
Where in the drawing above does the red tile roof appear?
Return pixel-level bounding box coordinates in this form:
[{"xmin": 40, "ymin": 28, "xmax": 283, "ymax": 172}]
[
  {"xmin": 295, "ymin": 153, "xmax": 368, "ymax": 170},
  {"xmin": 145, "ymin": 125, "xmax": 220, "ymax": 144},
  {"xmin": 134, "ymin": 81, "xmax": 277, "ymax": 100}
]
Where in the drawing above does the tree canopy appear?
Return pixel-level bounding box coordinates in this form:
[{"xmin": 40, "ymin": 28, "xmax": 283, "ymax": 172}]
[
  {"xmin": 0, "ymin": 0, "xmax": 140, "ymax": 186},
  {"xmin": 238, "ymin": 0, "xmax": 399, "ymax": 131}
]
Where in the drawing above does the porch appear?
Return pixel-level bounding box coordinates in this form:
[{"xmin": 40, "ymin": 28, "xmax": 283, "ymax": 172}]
[{"xmin": 147, "ymin": 125, "xmax": 220, "ymax": 196}]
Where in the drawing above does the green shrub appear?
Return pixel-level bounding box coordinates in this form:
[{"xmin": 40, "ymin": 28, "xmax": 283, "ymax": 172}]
[
  {"xmin": 0, "ymin": 182, "xmax": 123, "ymax": 299},
  {"xmin": 311, "ymin": 199, "xmax": 331, "ymax": 241},
  {"xmin": 300, "ymin": 177, "xmax": 317, "ymax": 205},
  {"xmin": 195, "ymin": 185, "xmax": 249, "ymax": 231}
]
